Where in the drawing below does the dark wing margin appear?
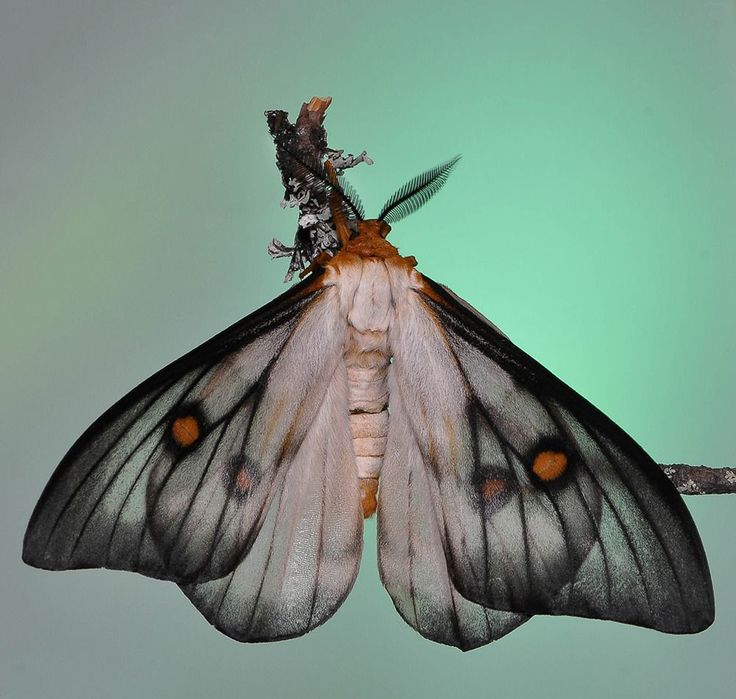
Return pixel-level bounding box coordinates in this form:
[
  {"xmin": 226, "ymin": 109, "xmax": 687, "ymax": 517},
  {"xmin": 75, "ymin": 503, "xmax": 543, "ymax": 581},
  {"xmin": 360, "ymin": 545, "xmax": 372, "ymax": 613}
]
[{"xmin": 387, "ymin": 274, "xmax": 714, "ymax": 635}]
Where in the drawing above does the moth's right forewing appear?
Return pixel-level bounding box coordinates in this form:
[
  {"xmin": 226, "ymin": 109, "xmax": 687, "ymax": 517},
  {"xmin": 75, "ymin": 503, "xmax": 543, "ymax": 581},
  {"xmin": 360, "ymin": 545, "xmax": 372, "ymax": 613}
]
[
  {"xmin": 22, "ymin": 278, "xmax": 342, "ymax": 584},
  {"xmin": 147, "ymin": 285, "xmax": 348, "ymax": 581}
]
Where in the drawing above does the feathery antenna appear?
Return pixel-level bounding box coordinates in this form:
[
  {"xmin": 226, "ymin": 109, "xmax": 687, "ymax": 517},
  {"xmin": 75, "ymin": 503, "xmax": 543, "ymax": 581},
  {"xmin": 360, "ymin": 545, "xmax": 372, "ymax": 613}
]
[{"xmin": 378, "ymin": 155, "xmax": 461, "ymax": 224}]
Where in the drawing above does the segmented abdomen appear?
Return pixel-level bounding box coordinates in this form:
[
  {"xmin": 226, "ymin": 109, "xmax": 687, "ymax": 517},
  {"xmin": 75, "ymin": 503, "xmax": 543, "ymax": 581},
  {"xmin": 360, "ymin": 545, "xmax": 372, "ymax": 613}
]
[{"xmin": 344, "ymin": 325, "xmax": 390, "ymax": 518}]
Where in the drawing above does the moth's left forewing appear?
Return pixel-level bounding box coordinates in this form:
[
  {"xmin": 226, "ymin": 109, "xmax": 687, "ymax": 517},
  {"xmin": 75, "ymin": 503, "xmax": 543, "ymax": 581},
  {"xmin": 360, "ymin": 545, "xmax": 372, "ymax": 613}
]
[{"xmin": 388, "ymin": 273, "xmax": 714, "ymax": 634}]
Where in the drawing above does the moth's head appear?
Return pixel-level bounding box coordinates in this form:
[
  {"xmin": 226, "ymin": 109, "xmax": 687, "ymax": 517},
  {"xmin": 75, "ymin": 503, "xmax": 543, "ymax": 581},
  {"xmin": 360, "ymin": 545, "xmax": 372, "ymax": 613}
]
[
  {"xmin": 355, "ymin": 219, "xmax": 391, "ymax": 239},
  {"xmin": 279, "ymin": 148, "xmax": 460, "ymax": 274}
]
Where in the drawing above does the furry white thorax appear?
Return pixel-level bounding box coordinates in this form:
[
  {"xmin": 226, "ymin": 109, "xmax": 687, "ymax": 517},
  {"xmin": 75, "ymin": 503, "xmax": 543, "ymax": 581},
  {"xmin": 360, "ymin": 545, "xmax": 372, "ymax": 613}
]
[{"xmin": 323, "ymin": 256, "xmax": 422, "ymax": 480}]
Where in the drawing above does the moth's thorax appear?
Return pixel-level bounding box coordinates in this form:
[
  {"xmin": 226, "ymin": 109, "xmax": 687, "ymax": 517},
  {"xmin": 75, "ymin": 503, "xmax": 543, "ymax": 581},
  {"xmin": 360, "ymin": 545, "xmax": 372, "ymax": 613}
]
[
  {"xmin": 324, "ymin": 219, "xmax": 416, "ymax": 268},
  {"xmin": 323, "ymin": 250, "xmax": 422, "ymax": 517}
]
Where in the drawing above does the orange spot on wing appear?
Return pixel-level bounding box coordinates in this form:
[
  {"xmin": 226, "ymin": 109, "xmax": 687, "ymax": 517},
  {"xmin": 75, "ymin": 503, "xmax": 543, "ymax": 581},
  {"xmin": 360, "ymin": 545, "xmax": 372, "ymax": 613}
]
[
  {"xmin": 171, "ymin": 415, "xmax": 200, "ymax": 448},
  {"xmin": 532, "ymin": 450, "xmax": 568, "ymax": 481}
]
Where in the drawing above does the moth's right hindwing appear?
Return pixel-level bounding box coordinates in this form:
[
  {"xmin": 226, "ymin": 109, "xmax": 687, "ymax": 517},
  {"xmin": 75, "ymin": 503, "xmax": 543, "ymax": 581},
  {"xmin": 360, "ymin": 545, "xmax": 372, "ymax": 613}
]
[
  {"xmin": 378, "ymin": 371, "xmax": 529, "ymax": 650},
  {"xmin": 23, "ymin": 277, "xmax": 363, "ymax": 637}
]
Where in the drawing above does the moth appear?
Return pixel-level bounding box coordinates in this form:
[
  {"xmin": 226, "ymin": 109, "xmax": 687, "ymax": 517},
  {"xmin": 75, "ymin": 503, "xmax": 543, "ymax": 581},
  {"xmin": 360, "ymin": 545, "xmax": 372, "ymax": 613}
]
[{"xmin": 23, "ymin": 151, "xmax": 714, "ymax": 651}]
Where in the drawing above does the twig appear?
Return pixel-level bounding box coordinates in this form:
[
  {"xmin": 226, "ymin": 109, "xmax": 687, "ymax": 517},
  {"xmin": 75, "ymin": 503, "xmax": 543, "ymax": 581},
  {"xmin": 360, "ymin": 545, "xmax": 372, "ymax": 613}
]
[
  {"xmin": 661, "ymin": 464, "xmax": 736, "ymax": 495},
  {"xmin": 265, "ymin": 96, "xmax": 372, "ymax": 281},
  {"xmin": 265, "ymin": 97, "xmax": 735, "ymax": 498}
]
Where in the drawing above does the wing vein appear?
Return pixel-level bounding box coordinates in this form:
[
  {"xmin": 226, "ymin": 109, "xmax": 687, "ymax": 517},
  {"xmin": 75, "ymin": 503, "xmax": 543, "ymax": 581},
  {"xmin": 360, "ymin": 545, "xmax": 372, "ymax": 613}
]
[
  {"xmin": 543, "ymin": 402, "xmax": 656, "ymax": 616},
  {"xmin": 441, "ymin": 331, "xmax": 574, "ymax": 606},
  {"xmin": 307, "ymin": 435, "xmax": 329, "ymax": 631},
  {"xmin": 43, "ymin": 374, "xmax": 192, "ymax": 552},
  {"xmin": 536, "ymin": 397, "xmax": 614, "ymax": 609},
  {"xmin": 583, "ymin": 419, "xmax": 688, "ymax": 612},
  {"xmin": 64, "ymin": 366, "xmax": 213, "ymax": 562}
]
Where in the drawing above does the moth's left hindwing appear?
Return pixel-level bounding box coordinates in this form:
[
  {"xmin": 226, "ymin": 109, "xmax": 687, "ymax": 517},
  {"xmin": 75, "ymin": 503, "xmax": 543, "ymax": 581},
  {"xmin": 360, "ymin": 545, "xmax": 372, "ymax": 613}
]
[
  {"xmin": 23, "ymin": 277, "xmax": 363, "ymax": 641},
  {"xmin": 383, "ymin": 275, "xmax": 714, "ymax": 635}
]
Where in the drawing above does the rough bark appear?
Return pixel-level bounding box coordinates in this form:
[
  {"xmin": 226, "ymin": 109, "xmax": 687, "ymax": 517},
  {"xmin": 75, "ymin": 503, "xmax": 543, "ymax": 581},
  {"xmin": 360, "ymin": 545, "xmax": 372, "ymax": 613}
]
[{"xmin": 661, "ymin": 464, "xmax": 736, "ymax": 495}]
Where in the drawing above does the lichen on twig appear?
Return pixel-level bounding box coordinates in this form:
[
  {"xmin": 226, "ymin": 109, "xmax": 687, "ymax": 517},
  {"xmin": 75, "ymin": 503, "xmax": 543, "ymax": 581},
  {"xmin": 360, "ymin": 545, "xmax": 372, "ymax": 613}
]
[
  {"xmin": 662, "ymin": 464, "xmax": 736, "ymax": 495},
  {"xmin": 265, "ymin": 96, "xmax": 372, "ymax": 281}
]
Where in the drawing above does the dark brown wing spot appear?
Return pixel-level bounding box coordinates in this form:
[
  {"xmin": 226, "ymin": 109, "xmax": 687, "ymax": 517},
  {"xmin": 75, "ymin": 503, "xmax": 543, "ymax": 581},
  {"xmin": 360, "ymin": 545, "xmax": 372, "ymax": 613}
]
[
  {"xmin": 481, "ymin": 477, "xmax": 506, "ymax": 501},
  {"xmin": 235, "ymin": 468, "xmax": 252, "ymax": 495},
  {"xmin": 222, "ymin": 456, "xmax": 255, "ymax": 501}
]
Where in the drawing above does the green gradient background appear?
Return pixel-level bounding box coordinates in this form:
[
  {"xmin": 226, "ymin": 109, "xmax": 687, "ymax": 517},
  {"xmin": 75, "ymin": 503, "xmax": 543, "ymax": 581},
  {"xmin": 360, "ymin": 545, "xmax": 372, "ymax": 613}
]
[{"xmin": 2, "ymin": 2, "xmax": 735, "ymax": 697}]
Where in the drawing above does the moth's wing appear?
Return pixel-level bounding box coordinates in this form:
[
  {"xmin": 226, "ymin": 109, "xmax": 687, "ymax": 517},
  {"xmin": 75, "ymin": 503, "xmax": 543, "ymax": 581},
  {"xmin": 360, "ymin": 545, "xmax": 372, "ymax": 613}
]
[
  {"xmin": 388, "ymin": 275, "xmax": 714, "ymax": 634},
  {"xmin": 23, "ymin": 277, "xmax": 359, "ymax": 590},
  {"xmin": 181, "ymin": 361, "xmax": 362, "ymax": 642},
  {"xmin": 378, "ymin": 369, "xmax": 529, "ymax": 651}
]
